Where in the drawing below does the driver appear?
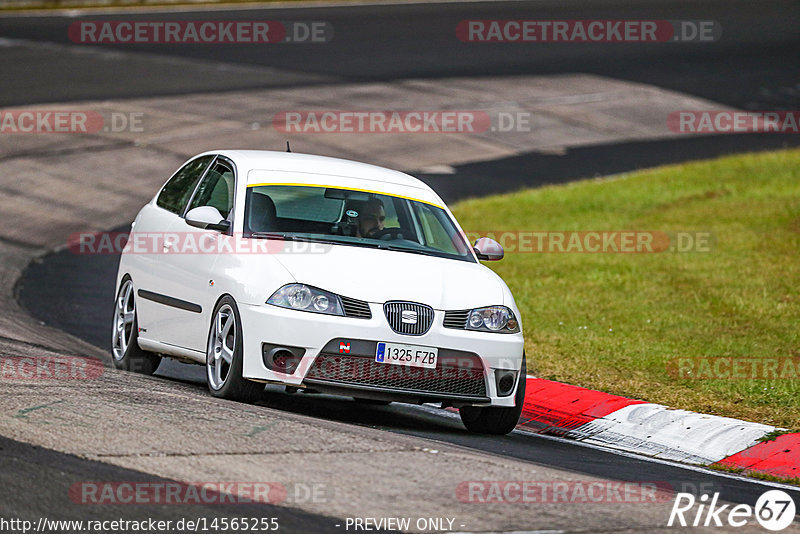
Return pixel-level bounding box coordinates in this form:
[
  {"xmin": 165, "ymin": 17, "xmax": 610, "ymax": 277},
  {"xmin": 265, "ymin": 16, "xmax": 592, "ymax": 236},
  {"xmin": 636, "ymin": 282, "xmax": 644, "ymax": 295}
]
[{"xmin": 353, "ymin": 198, "xmax": 385, "ymax": 238}]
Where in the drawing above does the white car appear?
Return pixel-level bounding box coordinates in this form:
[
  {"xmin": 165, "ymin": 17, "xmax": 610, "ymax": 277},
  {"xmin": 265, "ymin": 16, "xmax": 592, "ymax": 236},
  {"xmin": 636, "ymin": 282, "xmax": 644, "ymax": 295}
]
[{"xmin": 112, "ymin": 150, "xmax": 526, "ymax": 434}]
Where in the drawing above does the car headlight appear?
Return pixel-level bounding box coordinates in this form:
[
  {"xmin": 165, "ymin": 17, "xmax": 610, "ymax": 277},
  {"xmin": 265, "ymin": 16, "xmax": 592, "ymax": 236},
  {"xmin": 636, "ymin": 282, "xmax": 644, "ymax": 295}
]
[
  {"xmin": 467, "ymin": 306, "xmax": 520, "ymax": 333},
  {"xmin": 267, "ymin": 284, "xmax": 344, "ymax": 316}
]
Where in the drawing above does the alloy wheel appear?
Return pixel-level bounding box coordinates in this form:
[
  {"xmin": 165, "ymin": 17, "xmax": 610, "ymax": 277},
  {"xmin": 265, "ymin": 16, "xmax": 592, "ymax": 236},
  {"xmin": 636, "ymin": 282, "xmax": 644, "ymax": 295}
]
[
  {"xmin": 207, "ymin": 304, "xmax": 236, "ymax": 390},
  {"xmin": 112, "ymin": 280, "xmax": 136, "ymax": 361}
]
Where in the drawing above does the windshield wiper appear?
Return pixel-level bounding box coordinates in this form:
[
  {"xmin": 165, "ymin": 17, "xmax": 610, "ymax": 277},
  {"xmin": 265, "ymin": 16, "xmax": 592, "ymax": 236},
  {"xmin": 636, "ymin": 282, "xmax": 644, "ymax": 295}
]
[
  {"xmin": 250, "ymin": 232, "xmax": 342, "ymax": 246},
  {"xmin": 375, "ymin": 244, "xmax": 438, "ymax": 257},
  {"xmin": 251, "ymin": 232, "xmax": 443, "ymax": 257},
  {"xmin": 253, "ymin": 232, "xmax": 391, "ymax": 251},
  {"xmin": 250, "ymin": 232, "xmax": 294, "ymax": 240}
]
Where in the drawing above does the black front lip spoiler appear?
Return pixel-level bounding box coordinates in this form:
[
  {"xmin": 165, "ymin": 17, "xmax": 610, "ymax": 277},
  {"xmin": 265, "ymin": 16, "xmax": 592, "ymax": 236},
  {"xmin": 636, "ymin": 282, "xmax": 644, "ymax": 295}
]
[{"xmin": 302, "ymin": 378, "xmax": 491, "ymax": 406}]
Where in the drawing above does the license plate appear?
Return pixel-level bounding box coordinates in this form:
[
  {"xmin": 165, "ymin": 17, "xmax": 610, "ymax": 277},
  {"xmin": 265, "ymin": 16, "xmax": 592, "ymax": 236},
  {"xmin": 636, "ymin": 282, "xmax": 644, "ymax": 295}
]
[{"xmin": 376, "ymin": 342, "xmax": 438, "ymax": 369}]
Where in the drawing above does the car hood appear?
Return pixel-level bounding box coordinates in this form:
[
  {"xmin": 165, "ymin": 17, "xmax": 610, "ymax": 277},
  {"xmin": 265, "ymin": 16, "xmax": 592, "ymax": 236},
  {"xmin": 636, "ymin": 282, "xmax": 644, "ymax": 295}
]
[{"xmin": 272, "ymin": 243, "xmax": 508, "ymax": 309}]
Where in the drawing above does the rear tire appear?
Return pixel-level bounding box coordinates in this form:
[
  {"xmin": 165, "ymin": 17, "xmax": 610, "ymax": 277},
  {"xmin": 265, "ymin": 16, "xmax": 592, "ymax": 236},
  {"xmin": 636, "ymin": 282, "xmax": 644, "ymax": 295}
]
[
  {"xmin": 111, "ymin": 276, "xmax": 161, "ymax": 375},
  {"xmin": 459, "ymin": 356, "xmax": 526, "ymax": 435},
  {"xmin": 206, "ymin": 296, "xmax": 263, "ymax": 403}
]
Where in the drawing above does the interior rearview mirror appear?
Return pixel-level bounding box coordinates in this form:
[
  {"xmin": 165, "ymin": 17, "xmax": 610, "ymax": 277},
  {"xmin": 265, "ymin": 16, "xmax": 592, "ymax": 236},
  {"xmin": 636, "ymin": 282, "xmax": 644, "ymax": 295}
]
[{"xmin": 324, "ymin": 188, "xmax": 371, "ymax": 201}]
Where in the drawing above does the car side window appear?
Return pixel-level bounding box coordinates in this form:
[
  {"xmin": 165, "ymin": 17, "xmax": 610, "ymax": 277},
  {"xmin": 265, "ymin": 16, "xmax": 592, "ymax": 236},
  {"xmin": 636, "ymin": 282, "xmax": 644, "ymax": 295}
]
[
  {"xmin": 187, "ymin": 161, "xmax": 235, "ymax": 219},
  {"xmin": 415, "ymin": 203, "xmax": 460, "ymax": 254},
  {"xmin": 156, "ymin": 156, "xmax": 214, "ymax": 215}
]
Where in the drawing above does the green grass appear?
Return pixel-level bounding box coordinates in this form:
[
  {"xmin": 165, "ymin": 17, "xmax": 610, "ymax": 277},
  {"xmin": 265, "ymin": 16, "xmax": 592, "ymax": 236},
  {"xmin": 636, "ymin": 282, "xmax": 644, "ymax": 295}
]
[
  {"xmin": 709, "ymin": 464, "xmax": 800, "ymax": 486},
  {"xmin": 756, "ymin": 429, "xmax": 796, "ymax": 442},
  {"xmin": 452, "ymin": 148, "xmax": 800, "ymax": 429}
]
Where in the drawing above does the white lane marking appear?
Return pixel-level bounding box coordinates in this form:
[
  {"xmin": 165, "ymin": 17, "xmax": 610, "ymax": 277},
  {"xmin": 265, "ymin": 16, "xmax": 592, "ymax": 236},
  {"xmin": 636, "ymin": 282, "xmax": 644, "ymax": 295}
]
[
  {"xmin": 418, "ymin": 403, "xmax": 797, "ymax": 494},
  {"xmin": 516, "ymin": 426, "xmax": 800, "ymax": 494},
  {"xmin": 417, "ymin": 164, "xmax": 456, "ymax": 175},
  {"xmin": 0, "ymin": 36, "xmax": 335, "ymax": 82},
  {"xmin": 0, "ymin": 0, "xmax": 539, "ymax": 18},
  {"xmin": 573, "ymin": 402, "xmax": 776, "ymax": 464}
]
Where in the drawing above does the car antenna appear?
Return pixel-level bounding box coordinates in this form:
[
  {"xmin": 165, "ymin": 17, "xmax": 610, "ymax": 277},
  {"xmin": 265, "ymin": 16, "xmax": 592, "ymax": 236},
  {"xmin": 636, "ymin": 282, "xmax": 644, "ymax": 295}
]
[{"xmin": 286, "ymin": 141, "xmax": 291, "ymax": 153}]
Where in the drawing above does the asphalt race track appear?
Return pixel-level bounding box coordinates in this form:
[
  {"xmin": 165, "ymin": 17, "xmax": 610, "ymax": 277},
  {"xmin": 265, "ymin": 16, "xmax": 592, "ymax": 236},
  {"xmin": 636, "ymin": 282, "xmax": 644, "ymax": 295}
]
[
  {"xmin": 0, "ymin": 0, "xmax": 798, "ymax": 109},
  {"xmin": 0, "ymin": 434, "xmax": 341, "ymax": 531},
  {"xmin": 3, "ymin": 0, "xmax": 800, "ymax": 531},
  {"xmin": 15, "ymin": 227, "xmax": 800, "ymax": 524}
]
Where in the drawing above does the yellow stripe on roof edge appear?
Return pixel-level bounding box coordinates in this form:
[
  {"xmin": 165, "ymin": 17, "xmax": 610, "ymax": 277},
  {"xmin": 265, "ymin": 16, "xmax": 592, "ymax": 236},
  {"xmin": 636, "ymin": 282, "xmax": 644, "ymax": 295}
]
[{"xmin": 246, "ymin": 182, "xmax": 443, "ymax": 209}]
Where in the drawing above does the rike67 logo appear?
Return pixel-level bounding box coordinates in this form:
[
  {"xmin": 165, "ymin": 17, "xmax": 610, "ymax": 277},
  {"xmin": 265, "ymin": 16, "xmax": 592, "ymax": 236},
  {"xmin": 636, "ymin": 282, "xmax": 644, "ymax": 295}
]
[{"xmin": 668, "ymin": 490, "xmax": 796, "ymax": 531}]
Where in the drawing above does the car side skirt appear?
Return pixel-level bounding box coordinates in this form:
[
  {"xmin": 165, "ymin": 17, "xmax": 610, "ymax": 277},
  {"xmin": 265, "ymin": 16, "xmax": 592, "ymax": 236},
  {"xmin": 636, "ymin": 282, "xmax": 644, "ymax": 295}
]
[{"xmin": 137, "ymin": 337, "xmax": 205, "ymax": 364}]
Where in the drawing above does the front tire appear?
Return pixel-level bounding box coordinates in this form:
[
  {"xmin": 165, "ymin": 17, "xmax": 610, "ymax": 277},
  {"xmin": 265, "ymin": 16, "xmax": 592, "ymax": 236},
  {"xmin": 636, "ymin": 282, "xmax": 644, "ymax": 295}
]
[
  {"xmin": 459, "ymin": 356, "xmax": 527, "ymax": 435},
  {"xmin": 111, "ymin": 277, "xmax": 161, "ymax": 375},
  {"xmin": 206, "ymin": 296, "xmax": 263, "ymax": 402}
]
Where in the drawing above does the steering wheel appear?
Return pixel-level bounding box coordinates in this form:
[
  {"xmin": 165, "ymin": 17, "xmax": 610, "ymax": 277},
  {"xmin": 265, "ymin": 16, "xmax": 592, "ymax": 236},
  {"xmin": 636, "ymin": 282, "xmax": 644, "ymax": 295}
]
[{"xmin": 369, "ymin": 227, "xmax": 404, "ymax": 240}]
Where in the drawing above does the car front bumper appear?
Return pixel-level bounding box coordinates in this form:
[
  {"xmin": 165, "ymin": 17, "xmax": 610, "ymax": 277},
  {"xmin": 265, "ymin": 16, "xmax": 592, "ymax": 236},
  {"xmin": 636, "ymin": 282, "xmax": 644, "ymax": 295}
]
[{"xmin": 239, "ymin": 302, "xmax": 525, "ymax": 407}]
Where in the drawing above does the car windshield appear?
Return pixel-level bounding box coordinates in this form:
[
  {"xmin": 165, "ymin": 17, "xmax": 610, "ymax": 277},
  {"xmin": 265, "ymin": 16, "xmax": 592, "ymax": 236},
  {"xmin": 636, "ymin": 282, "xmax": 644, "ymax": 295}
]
[{"xmin": 243, "ymin": 185, "xmax": 474, "ymax": 262}]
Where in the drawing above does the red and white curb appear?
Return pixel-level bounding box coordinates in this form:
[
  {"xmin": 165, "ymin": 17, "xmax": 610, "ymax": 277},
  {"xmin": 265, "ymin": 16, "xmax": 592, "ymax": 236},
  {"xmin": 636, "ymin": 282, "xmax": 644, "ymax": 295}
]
[{"xmin": 517, "ymin": 377, "xmax": 799, "ymax": 480}]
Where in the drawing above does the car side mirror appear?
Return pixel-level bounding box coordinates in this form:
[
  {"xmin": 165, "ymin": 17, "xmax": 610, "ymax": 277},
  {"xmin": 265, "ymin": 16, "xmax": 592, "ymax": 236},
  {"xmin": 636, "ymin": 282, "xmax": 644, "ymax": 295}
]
[
  {"xmin": 473, "ymin": 237, "xmax": 504, "ymax": 261},
  {"xmin": 185, "ymin": 206, "xmax": 231, "ymax": 232}
]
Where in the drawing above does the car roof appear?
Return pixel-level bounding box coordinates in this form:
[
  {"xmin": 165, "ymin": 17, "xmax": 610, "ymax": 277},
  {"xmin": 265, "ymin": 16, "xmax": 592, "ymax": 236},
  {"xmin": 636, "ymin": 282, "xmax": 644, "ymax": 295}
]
[{"xmin": 199, "ymin": 150, "xmax": 444, "ymax": 206}]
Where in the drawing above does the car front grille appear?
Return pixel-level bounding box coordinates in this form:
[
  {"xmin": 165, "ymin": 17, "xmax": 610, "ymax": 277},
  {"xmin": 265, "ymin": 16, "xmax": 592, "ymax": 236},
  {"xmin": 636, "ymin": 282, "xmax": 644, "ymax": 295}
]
[
  {"xmin": 305, "ymin": 354, "xmax": 487, "ymax": 397},
  {"xmin": 383, "ymin": 301, "xmax": 434, "ymax": 336},
  {"xmin": 443, "ymin": 309, "xmax": 470, "ymax": 329},
  {"xmin": 341, "ymin": 296, "xmax": 372, "ymax": 319}
]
